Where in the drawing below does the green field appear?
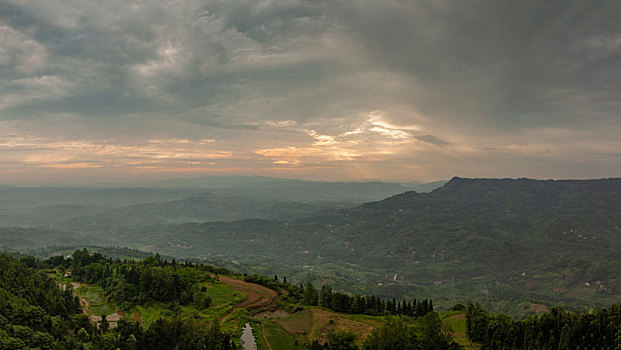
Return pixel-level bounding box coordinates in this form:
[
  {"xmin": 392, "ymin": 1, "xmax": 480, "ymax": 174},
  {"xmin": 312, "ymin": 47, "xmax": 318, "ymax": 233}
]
[
  {"xmin": 135, "ymin": 305, "xmax": 170, "ymax": 327},
  {"xmin": 126, "ymin": 280, "xmax": 244, "ymax": 327},
  {"xmin": 134, "ymin": 292, "xmax": 247, "ymax": 329},
  {"xmin": 249, "ymin": 321, "xmax": 269, "ymax": 350},
  {"xmin": 200, "ymin": 280, "xmax": 245, "ymax": 306},
  {"xmin": 263, "ymin": 321, "xmax": 303, "ymax": 350},
  {"xmin": 75, "ymin": 285, "xmax": 117, "ymax": 315},
  {"xmin": 441, "ymin": 311, "xmax": 479, "ymax": 349}
]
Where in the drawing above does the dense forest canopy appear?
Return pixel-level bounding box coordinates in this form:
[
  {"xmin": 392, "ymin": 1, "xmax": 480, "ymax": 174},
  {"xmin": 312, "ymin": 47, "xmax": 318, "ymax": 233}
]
[{"xmin": 466, "ymin": 302, "xmax": 621, "ymax": 349}]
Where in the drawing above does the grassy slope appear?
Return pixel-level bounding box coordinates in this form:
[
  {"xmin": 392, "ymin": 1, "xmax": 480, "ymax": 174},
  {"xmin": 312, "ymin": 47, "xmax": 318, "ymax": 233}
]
[
  {"xmin": 308, "ymin": 308, "xmax": 378, "ymax": 347},
  {"xmin": 135, "ymin": 280, "xmax": 246, "ymax": 327},
  {"xmin": 249, "ymin": 320, "xmax": 270, "ymax": 350},
  {"xmin": 441, "ymin": 311, "xmax": 480, "ymax": 349},
  {"xmin": 263, "ymin": 321, "xmax": 303, "ymax": 350},
  {"xmin": 199, "ymin": 280, "xmax": 246, "ymax": 306}
]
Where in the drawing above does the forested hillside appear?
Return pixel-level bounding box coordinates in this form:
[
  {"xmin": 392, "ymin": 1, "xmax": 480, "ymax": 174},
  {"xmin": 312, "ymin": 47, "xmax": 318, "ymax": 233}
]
[
  {"xmin": 0, "ymin": 250, "xmax": 460, "ymax": 349},
  {"xmin": 466, "ymin": 303, "xmax": 621, "ymax": 349}
]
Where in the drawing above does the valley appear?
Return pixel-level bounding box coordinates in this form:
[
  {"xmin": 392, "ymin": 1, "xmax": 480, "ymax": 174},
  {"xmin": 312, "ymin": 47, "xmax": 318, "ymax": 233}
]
[{"xmin": 3, "ymin": 177, "xmax": 617, "ymax": 315}]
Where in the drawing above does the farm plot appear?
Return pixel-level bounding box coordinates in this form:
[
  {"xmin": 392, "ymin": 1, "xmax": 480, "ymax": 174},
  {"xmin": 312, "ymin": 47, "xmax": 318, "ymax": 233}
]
[{"xmin": 219, "ymin": 276, "xmax": 278, "ymax": 310}]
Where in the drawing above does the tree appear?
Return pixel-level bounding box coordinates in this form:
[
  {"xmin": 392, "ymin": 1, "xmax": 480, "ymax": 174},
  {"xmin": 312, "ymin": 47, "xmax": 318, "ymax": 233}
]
[
  {"xmin": 320, "ymin": 285, "xmax": 333, "ymax": 308},
  {"xmin": 304, "ymin": 282, "xmax": 319, "ymax": 306},
  {"xmin": 363, "ymin": 317, "xmax": 419, "ymax": 350},
  {"xmin": 194, "ymin": 290, "xmax": 212, "ymax": 309},
  {"xmin": 99, "ymin": 314, "xmax": 109, "ymax": 333},
  {"xmin": 326, "ymin": 330, "xmax": 358, "ymax": 350}
]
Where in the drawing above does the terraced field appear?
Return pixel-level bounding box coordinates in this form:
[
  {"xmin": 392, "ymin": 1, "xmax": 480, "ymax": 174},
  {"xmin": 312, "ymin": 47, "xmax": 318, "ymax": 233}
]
[
  {"xmin": 73, "ymin": 284, "xmax": 122, "ymax": 329},
  {"xmin": 200, "ymin": 280, "xmax": 246, "ymax": 306},
  {"xmin": 59, "ymin": 271, "xmax": 469, "ymax": 348},
  {"xmin": 262, "ymin": 321, "xmax": 303, "ymax": 350},
  {"xmin": 219, "ymin": 275, "xmax": 278, "ymax": 310},
  {"xmin": 274, "ymin": 309, "xmax": 313, "ymax": 338}
]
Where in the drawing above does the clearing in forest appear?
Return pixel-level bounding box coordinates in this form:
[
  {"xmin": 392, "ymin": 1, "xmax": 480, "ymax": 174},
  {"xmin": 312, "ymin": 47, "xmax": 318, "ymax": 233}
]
[
  {"xmin": 73, "ymin": 284, "xmax": 122, "ymax": 329},
  {"xmin": 441, "ymin": 311, "xmax": 480, "ymax": 349}
]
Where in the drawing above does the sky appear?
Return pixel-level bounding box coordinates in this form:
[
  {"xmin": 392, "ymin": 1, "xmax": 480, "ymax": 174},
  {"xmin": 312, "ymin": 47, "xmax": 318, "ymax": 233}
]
[{"xmin": 0, "ymin": 0, "xmax": 620, "ymax": 184}]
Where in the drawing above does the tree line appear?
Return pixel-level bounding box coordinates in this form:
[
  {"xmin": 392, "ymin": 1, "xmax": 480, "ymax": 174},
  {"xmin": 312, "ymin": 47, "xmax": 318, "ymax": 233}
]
[
  {"xmin": 242, "ymin": 274, "xmax": 434, "ymax": 317},
  {"xmin": 466, "ymin": 302, "xmax": 621, "ymax": 349},
  {"xmin": 303, "ymin": 282, "xmax": 434, "ymax": 317}
]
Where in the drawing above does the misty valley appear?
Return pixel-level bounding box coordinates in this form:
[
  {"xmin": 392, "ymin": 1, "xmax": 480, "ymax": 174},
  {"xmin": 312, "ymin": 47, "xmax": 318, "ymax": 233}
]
[{"xmin": 0, "ymin": 176, "xmax": 620, "ymax": 349}]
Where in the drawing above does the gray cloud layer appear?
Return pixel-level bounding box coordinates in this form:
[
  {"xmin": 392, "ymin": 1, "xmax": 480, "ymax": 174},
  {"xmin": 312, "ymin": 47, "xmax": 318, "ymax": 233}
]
[{"xmin": 0, "ymin": 0, "xmax": 619, "ymax": 183}]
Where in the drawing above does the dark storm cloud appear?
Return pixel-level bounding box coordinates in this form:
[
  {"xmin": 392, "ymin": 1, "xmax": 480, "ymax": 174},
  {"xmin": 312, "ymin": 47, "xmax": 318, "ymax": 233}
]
[
  {"xmin": 0, "ymin": 0, "xmax": 619, "ymax": 182},
  {"xmin": 414, "ymin": 135, "xmax": 451, "ymax": 147},
  {"xmin": 334, "ymin": 1, "xmax": 621, "ymax": 128}
]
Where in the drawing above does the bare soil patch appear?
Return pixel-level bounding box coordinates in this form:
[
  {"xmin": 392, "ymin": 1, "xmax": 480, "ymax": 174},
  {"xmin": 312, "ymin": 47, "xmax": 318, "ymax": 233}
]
[
  {"xmin": 133, "ymin": 309, "xmax": 142, "ymax": 323},
  {"xmin": 254, "ymin": 309, "xmax": 290, "ymax": 319}
]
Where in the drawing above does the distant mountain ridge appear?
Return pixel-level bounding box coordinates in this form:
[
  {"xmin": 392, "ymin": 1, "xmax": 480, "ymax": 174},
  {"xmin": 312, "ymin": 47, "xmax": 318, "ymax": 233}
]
[
  {"xmin": 405, "ymin": 180, "xmax": 448, "ymax": 193},
  {"xmin": 57, "ymin": 195, "xmax": 342, "ymax": 231},
  {"xmin": 91, "ymin": 175, "xmax": 430, "ymax": 202},
  {"xmin": 0, "ymin": 177, "xmax": 446, "ymax": 228},
  {"xmin": 94, "ymin": 175, "xmax": 405, "ymax": 188}
]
